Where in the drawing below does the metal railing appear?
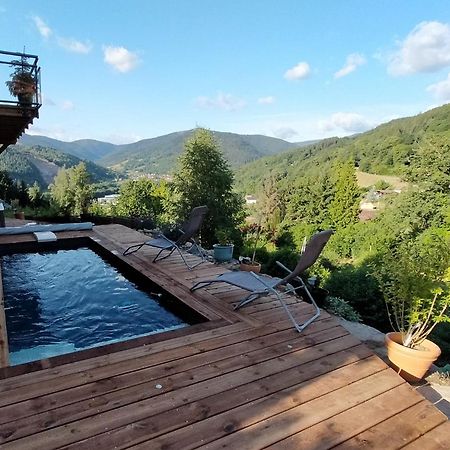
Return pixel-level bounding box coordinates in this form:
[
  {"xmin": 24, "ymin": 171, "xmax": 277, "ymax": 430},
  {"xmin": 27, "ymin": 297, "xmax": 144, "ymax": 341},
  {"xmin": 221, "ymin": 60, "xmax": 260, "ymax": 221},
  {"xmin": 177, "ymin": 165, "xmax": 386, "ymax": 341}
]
[{"xmin": 0, "ymin": 50, "xmax": 41, "ymax": 109}]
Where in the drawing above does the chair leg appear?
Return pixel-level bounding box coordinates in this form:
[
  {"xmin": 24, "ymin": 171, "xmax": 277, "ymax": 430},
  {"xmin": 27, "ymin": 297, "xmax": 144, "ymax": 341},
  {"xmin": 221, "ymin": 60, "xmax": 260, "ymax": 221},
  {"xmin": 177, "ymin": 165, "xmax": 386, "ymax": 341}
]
[
  {"xmin": 233, "ymin": 292, "xmax": 264, "ymax": 310},
  {"xmin": 123, "ymin": 243, "xmax": 145, "ymax": 256},
  {"xmin": 295, "ymin": 283, "xmax": 321, "ymax": 331},
  {"xmin": 183, "ymin": 242, "xmax": 207, "ymax": 269},
  {"xmin": 250, "ymin": 273, "xmax": 320, "ymax": 333},
  {"xmin": 153, "ymin": 247, "xmax": 176, "ymax": 263}
]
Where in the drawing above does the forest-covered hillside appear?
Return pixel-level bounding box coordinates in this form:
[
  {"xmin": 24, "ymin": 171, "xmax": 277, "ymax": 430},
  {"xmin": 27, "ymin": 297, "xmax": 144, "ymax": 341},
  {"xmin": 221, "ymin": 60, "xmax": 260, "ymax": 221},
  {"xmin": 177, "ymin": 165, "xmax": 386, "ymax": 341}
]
[
  {"xmin": 236, "ymin": 103, "xmax": 450, "ymax": 193},
  {"xmin": 232, "ymin": 104, "xmax": 450, "ymax": 364},
  {"xmin": 20, "ymin": 130, "xmax": 302, "ymax": 175},
  {"xmin": 19, "ymin": 135, "xmax": 117, "ymax": 162},
  {"xmin": 99, "ymin": 130, "xmax": 301, "ymax": 175},
  {"xmin": 0, "ymin": 145, "xmax": 118, "ymax": 188}
]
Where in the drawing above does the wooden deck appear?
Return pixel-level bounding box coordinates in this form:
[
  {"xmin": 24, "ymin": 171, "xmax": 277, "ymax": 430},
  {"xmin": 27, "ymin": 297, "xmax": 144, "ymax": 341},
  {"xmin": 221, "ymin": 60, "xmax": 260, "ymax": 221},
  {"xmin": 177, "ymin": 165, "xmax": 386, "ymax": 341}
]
[{"xmin": 0, "ymin": 224, "xmax": 448, "ymax": 449}]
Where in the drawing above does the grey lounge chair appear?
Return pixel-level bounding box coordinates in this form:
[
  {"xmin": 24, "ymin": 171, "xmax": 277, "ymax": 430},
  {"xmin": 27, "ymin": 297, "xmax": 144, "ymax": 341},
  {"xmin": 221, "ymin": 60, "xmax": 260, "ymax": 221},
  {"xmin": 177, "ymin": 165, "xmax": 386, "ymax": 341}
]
[
  {"xmin": 123, "ymin": 205, "xmax": 208, "ymax": 270},
  {"xmin": 191, "ymin": 229, "xmax": 334, "ymax": 332}
]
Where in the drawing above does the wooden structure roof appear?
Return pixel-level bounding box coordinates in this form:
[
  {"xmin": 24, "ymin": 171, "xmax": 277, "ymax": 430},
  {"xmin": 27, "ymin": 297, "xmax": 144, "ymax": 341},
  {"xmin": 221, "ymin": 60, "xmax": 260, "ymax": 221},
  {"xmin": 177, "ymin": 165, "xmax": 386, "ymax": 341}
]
[
  {"xmin": 0, "ymin": 104, "xmax": 39, "ymax": 153},
  {"xmin": 0, "ymin": 224, "xmax": 448, "ymax": 449},
  {"xmin": 0, "ymin": 50, "xmax": 41, "ymax": 154}
]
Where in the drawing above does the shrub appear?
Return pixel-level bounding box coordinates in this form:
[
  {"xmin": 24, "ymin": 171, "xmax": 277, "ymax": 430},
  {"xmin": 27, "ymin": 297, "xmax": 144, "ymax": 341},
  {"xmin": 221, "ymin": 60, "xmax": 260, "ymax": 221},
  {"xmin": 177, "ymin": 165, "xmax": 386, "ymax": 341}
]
[
  {"xmin": 324, "ymin": 262, "xmax": 388, "ymax": 330},
  {"xmin": 323, "ymin": 296, "xmax": 362, "ymax": 322},
  {"xmin": 374, "ymin": 228, "xmax": 450, "ymax": 348}
]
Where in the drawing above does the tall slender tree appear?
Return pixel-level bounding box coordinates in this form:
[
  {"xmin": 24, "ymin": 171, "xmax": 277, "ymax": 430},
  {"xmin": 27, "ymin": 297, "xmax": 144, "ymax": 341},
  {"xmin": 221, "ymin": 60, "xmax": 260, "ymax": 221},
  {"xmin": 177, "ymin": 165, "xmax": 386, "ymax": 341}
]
[
  {"xmin": 328, "ymin": 161, "xmax": 360, "ymax": 229},
  {"xmin": 172, "ymin": 128, "xmax": 244, "ymax": 247}
]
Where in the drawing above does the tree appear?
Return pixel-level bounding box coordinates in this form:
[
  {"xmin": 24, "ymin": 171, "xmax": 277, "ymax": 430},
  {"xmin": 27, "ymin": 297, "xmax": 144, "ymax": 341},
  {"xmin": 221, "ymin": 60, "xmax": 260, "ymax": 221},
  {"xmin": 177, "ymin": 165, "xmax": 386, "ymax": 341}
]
[
  {"xmin": 259, "ymin": 175, "xmax": 283, "ymax": 237},
  {"xmin": 114, "ymin": 178, "xmax": 169, "ymax": 219},
  {"xmin": 0, "ymin": 170, "xmax": 17, "ymax": 203},
  {"xmin": 28, "ymin": 181, "xmax": 43, "ymax": 207},
  {"xmin": 328, "ymin": 161, "xmax": 360, "ymax": 229},
  {"xmin": 172, "ymin": 128, "xmax": 244, "ymax": 247},
  {"xmin": 284, "ymin": 171, "xmax": 334, "ymax": 228},
  {"xmin": 405, "ymin": 138, "xmax": 450, "ymax": 193},
  {"xmin": 17, "ymin": 180, "xmax": 29, "ymax": 207},
  {"xmin": 49, "ymin": 162, "xmax": 93, "ymax": 216}
]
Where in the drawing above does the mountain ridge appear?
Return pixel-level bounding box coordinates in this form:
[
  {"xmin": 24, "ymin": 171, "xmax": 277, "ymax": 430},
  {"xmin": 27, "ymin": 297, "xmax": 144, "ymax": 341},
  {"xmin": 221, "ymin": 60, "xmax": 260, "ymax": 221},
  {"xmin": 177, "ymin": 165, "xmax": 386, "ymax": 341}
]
[
  {"xmin": 235, "ymin": 102, "xmax": 450, "ymax": 193},
  {"xmin": 1, "ymin": 145, "xmax": 118, "ymax": 188},
  {"xmin": 19, "ymin": 130, "xmax": 307, "ymax": 175}
]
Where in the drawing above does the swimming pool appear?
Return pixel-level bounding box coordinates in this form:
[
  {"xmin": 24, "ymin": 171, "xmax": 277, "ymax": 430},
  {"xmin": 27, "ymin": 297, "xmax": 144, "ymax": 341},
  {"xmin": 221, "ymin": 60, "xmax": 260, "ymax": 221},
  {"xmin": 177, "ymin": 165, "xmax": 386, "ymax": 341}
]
[{"xmin": 2, "ymin": 246, "xmax": 202, "ymax": 365}]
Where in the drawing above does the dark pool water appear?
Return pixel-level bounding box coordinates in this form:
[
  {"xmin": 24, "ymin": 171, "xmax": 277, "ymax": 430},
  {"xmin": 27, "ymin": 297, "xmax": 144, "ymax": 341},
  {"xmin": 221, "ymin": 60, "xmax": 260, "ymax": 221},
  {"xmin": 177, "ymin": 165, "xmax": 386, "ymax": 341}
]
[{"xmin": 2, "ymin": 248, "xmax": 188, "ymax": 365}]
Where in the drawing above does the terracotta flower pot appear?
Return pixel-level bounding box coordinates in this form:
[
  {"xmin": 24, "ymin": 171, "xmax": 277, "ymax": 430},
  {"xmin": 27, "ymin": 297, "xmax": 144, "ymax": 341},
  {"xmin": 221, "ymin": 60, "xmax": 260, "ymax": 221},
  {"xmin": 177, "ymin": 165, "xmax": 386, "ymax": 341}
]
[
  {"xmin": 384, "ymin": 332, "xmax": 441, "ymax": 382},
  {"xmin": 240, "ymin": 261, "xmax": 261, "ymax": 273}
]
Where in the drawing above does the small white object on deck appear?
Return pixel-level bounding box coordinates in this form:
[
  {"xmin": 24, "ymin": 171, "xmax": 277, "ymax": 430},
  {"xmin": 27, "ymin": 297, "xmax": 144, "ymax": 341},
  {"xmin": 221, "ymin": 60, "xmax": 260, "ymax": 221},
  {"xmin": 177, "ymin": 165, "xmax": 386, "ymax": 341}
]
[{"xmin": 33, "ymin": 231, "xmax": 57, "ymax": 242}]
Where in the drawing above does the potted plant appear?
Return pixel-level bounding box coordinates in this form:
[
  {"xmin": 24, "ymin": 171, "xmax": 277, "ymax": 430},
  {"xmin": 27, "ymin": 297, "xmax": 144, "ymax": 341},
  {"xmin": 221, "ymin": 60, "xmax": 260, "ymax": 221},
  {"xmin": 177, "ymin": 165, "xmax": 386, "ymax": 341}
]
[
  {"xmin": 5, "ymin": 55, "xmax": 37, "ymax": 106},
  {"xmin": 213, "ymin": 228, "xmax": 234, "ymax": 262},
  {"xmin": 375, "ymin": 231, "xmax": 450, "ymax": 381},
  {"xmin": 239, "ymin": 221, "xmax": 262, "ymax": 273},
  {"xmin": 11, "ymin": 199, "xmax": 25, "ymax": 220}
]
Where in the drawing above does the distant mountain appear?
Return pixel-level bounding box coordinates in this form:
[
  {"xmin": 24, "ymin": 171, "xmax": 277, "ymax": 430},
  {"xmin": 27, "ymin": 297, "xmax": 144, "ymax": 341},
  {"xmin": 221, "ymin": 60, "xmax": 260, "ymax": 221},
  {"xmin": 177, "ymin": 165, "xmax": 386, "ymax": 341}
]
[
  {"xmin": 19, "ymin": 135, "xmax": 116, "ymax": 162},
  {"xmin": 0, "ymin": 144, "xmax": 118, "ymax": 188},
  {"xmin": 20, "ymin": 130, "xmax": 302, "ymax": 175},
  {"xmin": 101, "ymin": 130, "xmax": 304, "ymax": 175}
]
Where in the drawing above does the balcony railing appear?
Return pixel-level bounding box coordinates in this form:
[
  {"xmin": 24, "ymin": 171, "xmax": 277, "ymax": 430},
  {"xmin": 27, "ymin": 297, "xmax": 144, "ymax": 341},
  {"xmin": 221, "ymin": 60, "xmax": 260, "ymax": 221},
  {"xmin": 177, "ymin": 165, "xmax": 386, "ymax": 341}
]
[{"xmin": 0, "ymin": 50, "xmax": 41, "ymax": 109}]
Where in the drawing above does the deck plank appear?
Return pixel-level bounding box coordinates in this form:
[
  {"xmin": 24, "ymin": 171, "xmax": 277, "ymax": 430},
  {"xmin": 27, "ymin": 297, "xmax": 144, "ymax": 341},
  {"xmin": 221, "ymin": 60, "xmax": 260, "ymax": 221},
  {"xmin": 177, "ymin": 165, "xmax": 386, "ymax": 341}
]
[
  {"xmin": 0, "ymin": 325, "xmax": 351, "ymax": 445},
  {"xmin": 402, "ymin": 420, "xmax": 450, "ymax": 449},
  {"xmin": 0, "ymin": 224, "xmax": 448, "ymax": 449},
  {"xmin": 136, "ymin": 369, "xmax": 404, "ymax": 450},
  {"xmin": 331, "ymin": 400, "xmax": 448, "ymax": 449},
  {"xmin": 70, "ymin": 350, "xmax": 380, "ymax": 450},
  {"xmin": 0, "ymin": 317, "xmax": 337, "ymax": 425}
]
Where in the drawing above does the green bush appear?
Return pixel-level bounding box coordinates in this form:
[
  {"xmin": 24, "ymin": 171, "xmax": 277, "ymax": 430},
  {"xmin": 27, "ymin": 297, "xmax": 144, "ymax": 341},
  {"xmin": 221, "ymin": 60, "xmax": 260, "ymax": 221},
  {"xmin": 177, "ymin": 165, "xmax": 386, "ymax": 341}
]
[
  {"xmin": 258, "ymin": 246, "xmax": 298, "ymax": 278},
  {"xmin": 323, "ymin": 296, "xmax": 362, "ymax": 322},
  {"xmin": 324, "ymin": 263, "xmax": 388, "ymax": 330},
  {"xmin": 431, "ymin": 323, "xmax": 450, "ymax": 366}
]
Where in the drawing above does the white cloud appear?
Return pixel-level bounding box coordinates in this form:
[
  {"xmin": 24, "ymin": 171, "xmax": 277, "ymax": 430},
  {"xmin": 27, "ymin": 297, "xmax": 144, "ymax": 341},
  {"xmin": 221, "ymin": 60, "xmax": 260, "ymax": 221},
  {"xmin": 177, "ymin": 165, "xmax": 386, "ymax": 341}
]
[
  {"xmin": 273, "ymin": 127, "xmax": 298, "ymax": 140},
  {"xmin": 258, "ymin": 96, "xmax": 275, "ymax": 105},
  {"xmin": 427, "ymin": 73, "xmax": 450, "ymax": 101},
  {"xmin": 334, "ymin": 53, "xmax": 366, "ymax": 78},
  {"xmin": 103, "ymin": 46, "xmax": 140, "ymax": 73},
  {"xmin": 61, "ymin": 100, "xmax": 75, "ymax": 110},
  {"xmin": 101, "ymin": 132, "xmax": 143, "ymax": 144},
  {"xmin": 32, "ymin": 15, "xmax": 92, "ymax": 55},
  {"xmin": 388, "ymin": 21, "xmax": 450, "ymax": 75},
  {"xmin": 27, "ymin": 125, "xmax": 74, "ymax": 141},
  {"xmin": 33, "ymin": 16, "xmax": 52, "ymax": 39},
  {"xmin": 319, "ymin": 112, "xmax": 372, "ymax": 134},
  {"xmin": 284, "ymin": 61, "xmax": 311, "ymax": 80},
  {"xmin": 195, "ymin": 92, "xmax": 246, "ymax": 111},
  {"xmin": 58, "ymin": 37, "xmax": 92, "ymax": 54}
]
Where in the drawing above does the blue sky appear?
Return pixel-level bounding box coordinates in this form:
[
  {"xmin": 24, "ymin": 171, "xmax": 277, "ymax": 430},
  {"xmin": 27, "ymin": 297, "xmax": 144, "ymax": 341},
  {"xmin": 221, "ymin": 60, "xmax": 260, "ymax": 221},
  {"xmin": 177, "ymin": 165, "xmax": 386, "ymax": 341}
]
[{"xmin": 1, "ymin": 0, "xmax": 450, "ymax": 144}]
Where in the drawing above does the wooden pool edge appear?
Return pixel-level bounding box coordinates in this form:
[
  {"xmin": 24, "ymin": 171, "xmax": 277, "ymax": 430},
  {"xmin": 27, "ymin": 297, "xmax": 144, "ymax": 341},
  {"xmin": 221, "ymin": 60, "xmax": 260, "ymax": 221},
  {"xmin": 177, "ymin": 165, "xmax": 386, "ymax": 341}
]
[{"xmin": 0, "ymin": 264, "xmax": 9, "ymax": 367}]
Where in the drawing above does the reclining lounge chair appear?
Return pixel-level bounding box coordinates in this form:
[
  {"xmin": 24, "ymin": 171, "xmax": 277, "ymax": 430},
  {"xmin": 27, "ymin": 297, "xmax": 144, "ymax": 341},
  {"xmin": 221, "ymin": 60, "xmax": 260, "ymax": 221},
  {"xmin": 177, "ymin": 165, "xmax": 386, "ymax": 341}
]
[
  {"xmin": 123, "ymin": 205, "xmax": 208, "ymax": 270},
  {"xmin": 191, "ymin": 229, "xmax": 334, "ymax": 332}
]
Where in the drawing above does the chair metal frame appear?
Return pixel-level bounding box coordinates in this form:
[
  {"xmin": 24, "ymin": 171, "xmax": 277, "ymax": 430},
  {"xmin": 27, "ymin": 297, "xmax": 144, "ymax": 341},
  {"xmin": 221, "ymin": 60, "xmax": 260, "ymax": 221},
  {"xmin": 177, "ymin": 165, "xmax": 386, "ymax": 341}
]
[
  {"xmin": 123, "ymin": 205, "xmax": 208, "ymax": 270},
  {"xmin": 191, "ymin": 230, "xmax": 334, "ymax": 332}
]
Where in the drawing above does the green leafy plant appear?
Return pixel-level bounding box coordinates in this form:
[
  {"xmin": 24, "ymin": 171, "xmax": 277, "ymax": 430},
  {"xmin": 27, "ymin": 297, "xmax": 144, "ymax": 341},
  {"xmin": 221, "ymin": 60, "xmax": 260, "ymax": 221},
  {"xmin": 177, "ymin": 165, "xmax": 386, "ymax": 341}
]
[
  {"xmin": 323, "ymin": 296, "xmax": 362, "ymax": 322},
  {"xmin": 240, "ymin": 221, "xmax": 262, "ymax": 264},
  {"xmin": 374, "ymin": 229, "xmax": 450, "ymax": 349},
  {"xmin": 5, "ymin": 55, "xmax": 36, "ymax": 101},
  {"xmin": 215, "ymin": 227, "xmax": 234, "ymax": 245}
]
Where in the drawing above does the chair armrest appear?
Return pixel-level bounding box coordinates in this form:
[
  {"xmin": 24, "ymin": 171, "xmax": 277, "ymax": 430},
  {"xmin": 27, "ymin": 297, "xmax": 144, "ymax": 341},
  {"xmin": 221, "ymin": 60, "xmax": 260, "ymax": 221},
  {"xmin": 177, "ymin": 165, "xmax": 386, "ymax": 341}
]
[{"xmin": 275, "ymin": 260, "xmax": 291, "ymax": 274}]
